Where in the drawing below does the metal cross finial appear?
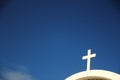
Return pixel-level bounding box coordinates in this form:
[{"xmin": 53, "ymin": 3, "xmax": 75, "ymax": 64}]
[{"xmin": 82, "ymin": 49, "xmax": 96, "ymax": 71}]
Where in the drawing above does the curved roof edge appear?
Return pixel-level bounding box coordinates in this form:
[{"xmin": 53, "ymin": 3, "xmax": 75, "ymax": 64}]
[{"xmin": 65, "ymin": 69, "xmax": 120, "ymax": 80}]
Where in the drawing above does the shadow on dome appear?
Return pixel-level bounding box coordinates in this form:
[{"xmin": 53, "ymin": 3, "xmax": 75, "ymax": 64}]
[{"xmin": 77, "ymin": 76, "xmax": 111, "ymax": 80}]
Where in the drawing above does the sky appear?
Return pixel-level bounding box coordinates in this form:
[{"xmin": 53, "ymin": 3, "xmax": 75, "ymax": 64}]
[{"xmin": 0, "ymin": 0, "xmax": 120, "ymax": 80}]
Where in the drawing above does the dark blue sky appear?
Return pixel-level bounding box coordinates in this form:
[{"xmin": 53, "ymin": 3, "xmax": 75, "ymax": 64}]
[{"xmin": 0, "ymin": 0, "xmax": 120, "ymax": 80}]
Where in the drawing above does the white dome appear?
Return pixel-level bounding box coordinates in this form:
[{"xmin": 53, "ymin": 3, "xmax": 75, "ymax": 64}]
[{"xmin": 65, "ymin": 69, "xmax": 120, "ymax": 80}]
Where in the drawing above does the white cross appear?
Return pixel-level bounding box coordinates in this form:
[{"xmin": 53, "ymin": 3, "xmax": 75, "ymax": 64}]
[{"xmin": 82, "ymin": 49, "xmax": 96, "ymax": 71}]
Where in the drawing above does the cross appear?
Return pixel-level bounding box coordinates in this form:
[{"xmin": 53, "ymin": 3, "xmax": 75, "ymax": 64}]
[{"xmin": 82, "ymin": 49, "xmax": 96, "ymax": 71}]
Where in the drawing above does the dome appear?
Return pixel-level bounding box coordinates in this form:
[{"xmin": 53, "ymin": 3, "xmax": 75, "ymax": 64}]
[{"xmin": 65, "ymin": 70, "xmax": 120, "ymax": 80}]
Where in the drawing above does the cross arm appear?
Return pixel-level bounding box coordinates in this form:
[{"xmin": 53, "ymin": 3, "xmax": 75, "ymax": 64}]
[{"xmin": 82, "ymin": 56, "xmax": 88, "ymax": 60}]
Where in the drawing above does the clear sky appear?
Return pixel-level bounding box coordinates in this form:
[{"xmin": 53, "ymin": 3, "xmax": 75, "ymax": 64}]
[{"xmin": 0, "ymin": 0, "xmax": 120, "ymax": 80}]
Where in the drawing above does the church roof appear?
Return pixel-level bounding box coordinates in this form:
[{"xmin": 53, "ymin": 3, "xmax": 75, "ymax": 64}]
[{"xmin": 65, "ymin": 49, "xmax": 120, "ymax": 80}]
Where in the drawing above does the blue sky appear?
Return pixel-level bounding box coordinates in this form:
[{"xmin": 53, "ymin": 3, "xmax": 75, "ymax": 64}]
[{"xmin": 0, "ymin": 0, "xmax": 120, "ymax": 80}]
